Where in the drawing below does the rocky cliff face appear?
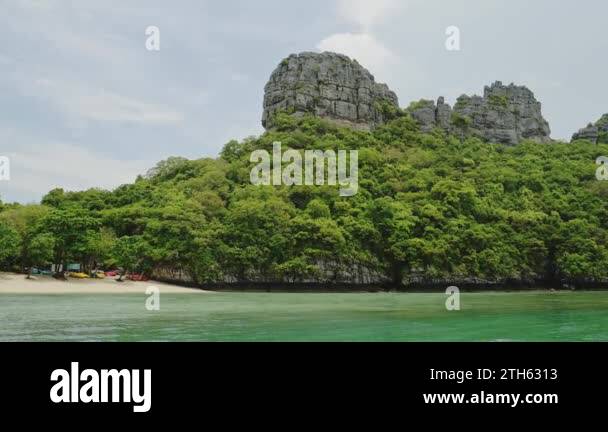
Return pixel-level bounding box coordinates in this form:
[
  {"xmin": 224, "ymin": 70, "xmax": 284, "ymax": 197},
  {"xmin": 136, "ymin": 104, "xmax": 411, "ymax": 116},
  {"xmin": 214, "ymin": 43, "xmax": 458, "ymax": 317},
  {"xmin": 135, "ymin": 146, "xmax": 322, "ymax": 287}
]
[
  {"xmin": 409, "ymin": 82, "xmax": 552, "ymax": 145},
  {"xmin": 409, "ymin": 97, "xmax": 452, "ymax": 133},
  {"xmin": 262, "ymin": 52, "xmax": 553, "ymax": 145},
  {"xmin": 572, "ymin": 114, "xmax": 608, "ymax": 144},
  {"xmin": 262, "ymin": 52, "xmax": 399, "ymax": 131},
  {"xmin": 572, "ymin": 123, "xmax": 600, "ymax": 143}
]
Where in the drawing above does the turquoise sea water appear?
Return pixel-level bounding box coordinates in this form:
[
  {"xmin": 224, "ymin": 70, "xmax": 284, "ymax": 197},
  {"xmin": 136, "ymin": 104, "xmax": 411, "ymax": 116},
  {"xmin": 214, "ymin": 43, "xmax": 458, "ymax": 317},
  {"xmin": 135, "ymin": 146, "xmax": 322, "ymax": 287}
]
[{"xmin": 1, "ymin": 291, "xmax": 607, "ymax": 341}]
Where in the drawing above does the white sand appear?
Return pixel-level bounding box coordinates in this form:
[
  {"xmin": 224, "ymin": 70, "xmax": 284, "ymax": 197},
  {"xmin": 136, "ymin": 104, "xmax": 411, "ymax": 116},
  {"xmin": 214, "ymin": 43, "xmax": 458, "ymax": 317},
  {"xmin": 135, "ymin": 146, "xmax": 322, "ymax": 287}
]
[{"xmin": 0, "ymin": 272, "xmax": 211, "ymax": 294}]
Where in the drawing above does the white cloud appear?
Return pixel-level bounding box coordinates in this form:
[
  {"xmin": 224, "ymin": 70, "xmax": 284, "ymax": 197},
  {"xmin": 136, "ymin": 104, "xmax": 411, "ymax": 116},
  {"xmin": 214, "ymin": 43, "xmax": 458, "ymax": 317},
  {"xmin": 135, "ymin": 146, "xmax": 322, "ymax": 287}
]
[
  {"xmin": 0, "ymin": 128, "xmax": 154, "ymax": 202},
  {"xmin": 336, "ymin": 0, "xmax": 403, "ymax": 30},
  {"xmin": 33, "ymin": 79, "xmax": 183, "ymax": 125},
  {"xmin": 317, "ymin": 33, "xmax": 397, "ymax": 79},
  {"xmin": 318, "ymin": 0, "xmax": 407, "ymax": 80}
]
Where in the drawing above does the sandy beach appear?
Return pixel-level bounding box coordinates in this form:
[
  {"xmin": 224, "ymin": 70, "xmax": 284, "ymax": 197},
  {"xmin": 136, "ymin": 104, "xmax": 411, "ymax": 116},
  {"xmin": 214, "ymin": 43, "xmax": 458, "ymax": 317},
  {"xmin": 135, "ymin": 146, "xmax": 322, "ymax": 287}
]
[{"xmin": 0, "ymin": 272, "xmax": 210, "ymax": 294}]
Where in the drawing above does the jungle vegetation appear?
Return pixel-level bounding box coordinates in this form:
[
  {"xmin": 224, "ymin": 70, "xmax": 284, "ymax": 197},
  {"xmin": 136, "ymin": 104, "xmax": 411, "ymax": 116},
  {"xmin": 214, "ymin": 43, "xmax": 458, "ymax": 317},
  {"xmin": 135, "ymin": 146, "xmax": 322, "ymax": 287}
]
[{"xmin": 1, "ymin": 113, "xmax": 608, "ymax": 286}]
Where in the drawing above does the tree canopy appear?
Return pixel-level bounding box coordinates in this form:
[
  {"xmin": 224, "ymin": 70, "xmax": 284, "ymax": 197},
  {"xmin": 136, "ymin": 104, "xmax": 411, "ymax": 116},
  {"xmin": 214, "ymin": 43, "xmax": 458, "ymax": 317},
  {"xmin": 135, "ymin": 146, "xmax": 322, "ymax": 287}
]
[{"xmin": 1, "ymin": 112, "xmax": 607, "ymax": 286}]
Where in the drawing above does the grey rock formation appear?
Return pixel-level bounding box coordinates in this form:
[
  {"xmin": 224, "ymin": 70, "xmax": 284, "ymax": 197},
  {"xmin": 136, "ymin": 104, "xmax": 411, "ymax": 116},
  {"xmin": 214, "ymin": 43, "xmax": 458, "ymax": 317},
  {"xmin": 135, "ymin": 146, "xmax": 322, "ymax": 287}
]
[
  {"xmin": 262, "ymin": 53, "xmax": 552, "ymax": 145},
  {"xmin": 572, "ymin": 114, "xmax": 608, "ymax": 144},
  {"xmin": 262, "ymin": 52, "xmax": 399, "ymax": 131},
  {"xmin": 408, "ymin": 81, "xmax": 552, "ymax": 145},
  {"xmin": 572, "ymin": 123, "xmax": 599, "ymax": 143},
  {"xmin": 409, "ymin": 99, "xmax": 438, "ymax": 133},
  {"xmin": 436, "ymin": 96, "xmax": 452, "ymax": 130},
  {"xmin": 409, "ymin": 97, "xmax": 454, "ymax": 133}
]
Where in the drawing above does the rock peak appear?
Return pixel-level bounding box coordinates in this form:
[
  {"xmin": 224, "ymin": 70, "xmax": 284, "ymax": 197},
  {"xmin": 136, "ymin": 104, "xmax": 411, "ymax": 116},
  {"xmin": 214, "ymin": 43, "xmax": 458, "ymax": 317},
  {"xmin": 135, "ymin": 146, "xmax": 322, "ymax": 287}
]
[
  {"xmin": 262, "ymin": 51, "xmax": 399, "ymax": 131},
  {"xmin": 409, "ymin": 82, "xmax": 551, "ymax": 145},
  {"xmin": 572, "ymin": 114, "xmax": 608, "ymax": 144},
  {"xmin": 261, "ymin": 52, "xmax": 553, "ymax": 145}
]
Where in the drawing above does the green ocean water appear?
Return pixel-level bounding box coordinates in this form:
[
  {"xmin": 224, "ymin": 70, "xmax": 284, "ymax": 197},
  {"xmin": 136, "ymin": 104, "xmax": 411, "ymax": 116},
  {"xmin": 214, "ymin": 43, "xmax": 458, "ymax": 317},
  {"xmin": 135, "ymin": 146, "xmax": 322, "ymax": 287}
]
[{"xmin": 1, "ymin": 291, "xmax": 607, "ymax": 341}]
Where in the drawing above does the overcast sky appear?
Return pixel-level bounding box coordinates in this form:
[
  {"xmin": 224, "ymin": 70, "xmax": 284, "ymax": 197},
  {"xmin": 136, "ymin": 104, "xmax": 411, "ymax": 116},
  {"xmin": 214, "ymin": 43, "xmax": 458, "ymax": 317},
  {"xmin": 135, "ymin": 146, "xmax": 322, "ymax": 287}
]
[{"xmin": 1, "ymin": 0, "xmax": 607, "ymax": 203}]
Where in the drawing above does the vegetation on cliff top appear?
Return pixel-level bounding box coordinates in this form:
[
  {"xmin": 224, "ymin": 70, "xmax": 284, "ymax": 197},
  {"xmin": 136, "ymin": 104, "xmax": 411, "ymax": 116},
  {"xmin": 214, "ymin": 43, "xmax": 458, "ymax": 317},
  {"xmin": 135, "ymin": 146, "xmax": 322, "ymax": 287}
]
[{"xmin": 1, "ymin": 113, "xmax": 608, "ymax": 286}]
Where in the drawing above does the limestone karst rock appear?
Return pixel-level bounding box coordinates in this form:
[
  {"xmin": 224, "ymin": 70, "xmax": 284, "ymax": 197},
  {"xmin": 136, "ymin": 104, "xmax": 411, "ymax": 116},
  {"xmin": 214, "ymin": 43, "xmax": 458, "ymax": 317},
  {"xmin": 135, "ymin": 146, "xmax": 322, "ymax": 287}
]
[
  {"xmin": 409, "ymin": 99, "xmax": 439, "ymax": 133},
  {"xmin": 572, "ymin": 114, "xmax": 608, "ymax": 144},
  {"xmin": 572, "ymin": 123, "xmax": 600, "ymax": 143},
  {"xmin": 262, "ymin": 52, "xmax": 399, "ymax": 131},
  {"xmin": 408, "ymin": 81, "xmax": 552, "ymax": 145},
  {"xmin": 262, "ymin": 53, "xmax": 553, "ymax": 145}
]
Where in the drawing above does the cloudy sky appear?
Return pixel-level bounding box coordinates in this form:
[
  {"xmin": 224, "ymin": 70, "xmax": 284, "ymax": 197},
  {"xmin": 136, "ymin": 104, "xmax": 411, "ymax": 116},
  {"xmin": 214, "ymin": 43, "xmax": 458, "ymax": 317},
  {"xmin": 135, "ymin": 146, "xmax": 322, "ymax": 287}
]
[{"xmin": 1, "ymin": 0, "xmax": 607, "ymax": 203}]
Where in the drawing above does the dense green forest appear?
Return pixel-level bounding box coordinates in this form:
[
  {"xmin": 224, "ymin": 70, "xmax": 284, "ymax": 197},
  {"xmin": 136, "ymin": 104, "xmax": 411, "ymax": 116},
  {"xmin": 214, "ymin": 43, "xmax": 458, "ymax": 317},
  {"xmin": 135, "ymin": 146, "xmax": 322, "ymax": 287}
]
[{"xmin": 1, "ymin": 113, "xmax": 608, "ymax": 287}]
